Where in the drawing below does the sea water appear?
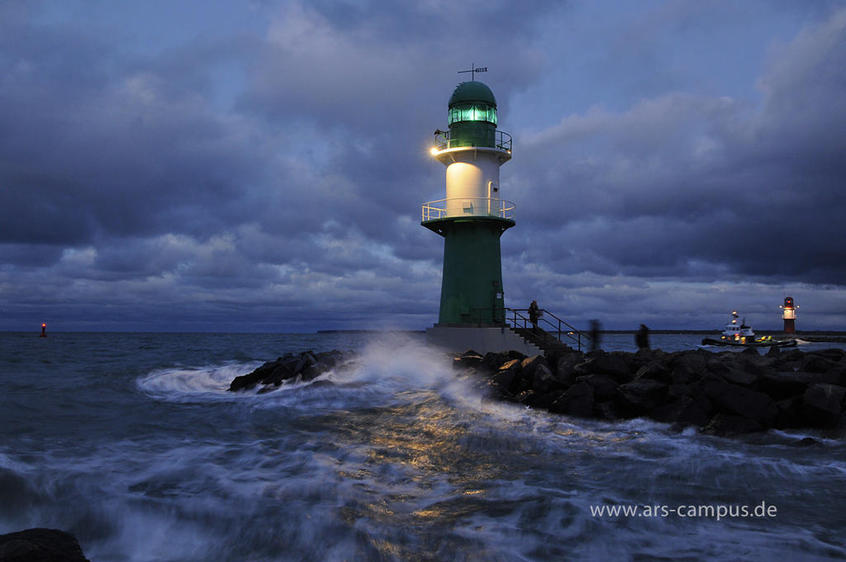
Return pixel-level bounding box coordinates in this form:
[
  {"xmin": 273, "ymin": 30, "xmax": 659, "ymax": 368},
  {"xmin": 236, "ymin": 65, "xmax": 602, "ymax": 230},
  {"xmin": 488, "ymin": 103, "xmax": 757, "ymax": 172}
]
[{"xmin": 1, "ymin": 332, "xmax": 845, "ymax": 560}]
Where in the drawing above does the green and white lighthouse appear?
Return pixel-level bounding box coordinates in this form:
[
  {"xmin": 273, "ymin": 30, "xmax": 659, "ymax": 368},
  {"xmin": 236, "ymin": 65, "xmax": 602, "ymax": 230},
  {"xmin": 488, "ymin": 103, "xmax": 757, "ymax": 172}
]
[{"xmin": 422, "ymin": 75, "xmax": 539, "ymax": 354}]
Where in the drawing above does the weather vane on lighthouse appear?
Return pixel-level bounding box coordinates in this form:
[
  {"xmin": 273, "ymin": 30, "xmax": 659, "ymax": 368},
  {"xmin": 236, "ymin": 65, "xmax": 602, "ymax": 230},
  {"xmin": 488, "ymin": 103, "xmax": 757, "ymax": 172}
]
[{"xmin": 458, "ymin": 63, "xmax": 487, "ymax": 81}]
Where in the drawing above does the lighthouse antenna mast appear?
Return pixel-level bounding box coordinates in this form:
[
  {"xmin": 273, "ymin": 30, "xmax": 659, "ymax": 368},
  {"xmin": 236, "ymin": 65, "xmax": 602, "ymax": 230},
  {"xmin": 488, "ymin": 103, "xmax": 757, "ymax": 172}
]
[{"xmin": 458, "ymin": 63, "xmax": 487, "ymax": 81}]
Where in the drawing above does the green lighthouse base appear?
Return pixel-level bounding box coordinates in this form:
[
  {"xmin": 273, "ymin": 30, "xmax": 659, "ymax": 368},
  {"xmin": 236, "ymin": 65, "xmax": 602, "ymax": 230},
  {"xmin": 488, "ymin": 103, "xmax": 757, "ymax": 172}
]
[{"xmin": 423, "ymin": 216, "xmax": 514, "ymax": 326}]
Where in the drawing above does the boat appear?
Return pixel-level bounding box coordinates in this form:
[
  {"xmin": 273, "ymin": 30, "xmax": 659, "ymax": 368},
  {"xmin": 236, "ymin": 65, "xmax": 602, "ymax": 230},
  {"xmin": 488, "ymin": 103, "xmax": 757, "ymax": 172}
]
[{"xmin": 701, "ymin": 311, "xmax": 797, "ymax": 347}]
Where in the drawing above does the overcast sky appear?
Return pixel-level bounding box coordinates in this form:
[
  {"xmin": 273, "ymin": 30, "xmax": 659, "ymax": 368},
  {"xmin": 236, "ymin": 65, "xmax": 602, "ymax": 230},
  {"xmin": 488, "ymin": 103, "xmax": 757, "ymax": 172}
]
[{"xmin": 2, "ymin": 0, "xmax": 845, "ymax": 332}]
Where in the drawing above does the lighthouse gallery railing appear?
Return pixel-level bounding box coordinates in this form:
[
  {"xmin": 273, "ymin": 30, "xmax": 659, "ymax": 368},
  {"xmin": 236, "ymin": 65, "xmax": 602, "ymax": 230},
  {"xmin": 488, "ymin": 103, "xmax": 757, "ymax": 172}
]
[
  {"xmin": 434, "ymin": 129, "xmax": 512, "ymax": 152},
  {"xmin": 421, "ymin": 198, "xmax": 516, "ymax": 222}
]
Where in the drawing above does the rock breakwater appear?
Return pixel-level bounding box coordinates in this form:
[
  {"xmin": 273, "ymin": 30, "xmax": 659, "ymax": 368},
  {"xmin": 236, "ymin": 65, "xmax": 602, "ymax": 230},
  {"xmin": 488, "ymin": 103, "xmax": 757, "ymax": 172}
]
[
  {"xmin": 229, "ymin": 346, "xmax": 846, "ymax": 437},
  {"xmin": 456, "ymin": 346, "xmax": 846, "ymax": 436}
]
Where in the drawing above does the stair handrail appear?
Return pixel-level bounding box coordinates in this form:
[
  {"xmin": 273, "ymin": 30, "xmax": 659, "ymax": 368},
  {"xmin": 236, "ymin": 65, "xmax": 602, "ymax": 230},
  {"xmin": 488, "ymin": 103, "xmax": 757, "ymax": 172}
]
[{"xmin": 505, "ymin": 307, "xmax": 591, "ymax": 351}]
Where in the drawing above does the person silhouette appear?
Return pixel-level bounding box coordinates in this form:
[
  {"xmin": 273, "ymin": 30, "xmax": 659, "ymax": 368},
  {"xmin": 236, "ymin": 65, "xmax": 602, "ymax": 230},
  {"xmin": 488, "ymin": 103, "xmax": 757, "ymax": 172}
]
[
  {"xmin": 528, "ymin": 300, "xmax": 540, "ymax": 332},
  {"xmin": 635, "ymin": 324, "xmax": 650, "ymax": 351}
]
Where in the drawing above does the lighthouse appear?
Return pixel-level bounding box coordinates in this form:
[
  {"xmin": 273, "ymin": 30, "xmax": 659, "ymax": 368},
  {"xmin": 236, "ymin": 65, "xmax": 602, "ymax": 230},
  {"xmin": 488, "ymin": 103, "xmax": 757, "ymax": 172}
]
[
  {"xmin": 780, "ymin": 296, "xmax": 798, "ymax": 334},
  {"xmin": 422, "ymin": 74, "xmax": 539, "ymax": 354}
]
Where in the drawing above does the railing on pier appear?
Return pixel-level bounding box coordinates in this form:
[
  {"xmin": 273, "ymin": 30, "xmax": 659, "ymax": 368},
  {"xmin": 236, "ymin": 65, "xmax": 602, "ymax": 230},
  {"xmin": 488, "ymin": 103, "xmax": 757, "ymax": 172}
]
[
  {"xmin": 421, "ymin": 197, "xmax": 516, "ymax": 222},
  {"xmin": 506, "ymin": 307, "xmax": 591, "ymax": 351}
]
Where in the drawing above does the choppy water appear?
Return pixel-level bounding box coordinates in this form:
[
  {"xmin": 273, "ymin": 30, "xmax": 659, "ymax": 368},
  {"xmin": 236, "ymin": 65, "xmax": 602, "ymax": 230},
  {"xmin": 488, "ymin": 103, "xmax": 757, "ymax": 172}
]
[{"xmin": 1, "ymin": 332, "xmax": 845, "ymax": 561}]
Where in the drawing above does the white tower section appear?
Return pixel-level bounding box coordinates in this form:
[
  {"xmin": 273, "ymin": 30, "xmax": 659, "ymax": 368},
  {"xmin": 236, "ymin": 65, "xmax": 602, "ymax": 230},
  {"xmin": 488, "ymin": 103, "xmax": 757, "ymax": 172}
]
[{"xmin": 436, "ymin": 148, "xmax": 510, "ymax": 217}]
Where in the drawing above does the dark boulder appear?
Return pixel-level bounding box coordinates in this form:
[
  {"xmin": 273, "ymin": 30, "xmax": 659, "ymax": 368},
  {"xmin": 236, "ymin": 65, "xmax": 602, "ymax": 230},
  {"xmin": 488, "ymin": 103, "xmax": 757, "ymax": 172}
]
[
  {"xmin": 703, "ymin": 413, "xmax": 764, "ymax": 436},
  {"xmin": 755, "ymin": 373, "xmax": 809, "ymax": 401},
  {"xmin": 488, "ymin": 358, "xmax": 522, "ymax": 397},
  {"xmin": 774, "ymin": 396, "xmax": 804, "ymax": 429},
  {"xmin": 553, "ymin": 352, "xmax": 585, "ymax": 386},
  {"xmin": 229, "ymin": 351, "xmax": 351, "ymax": 392},
  {"xmin": 814, "ymin": 348, "xmax": 846, "ymax": 361},
  {"xmin": 453, "ymin": 350, "xmax": 484, "ymax": 369},
  {"xmin": 633, "ymin": 361, "xmax": 672, "ymax": 384},
  {"xmin": 594, "ymin": 400, "xmax": 620, "ymax": 420},
  {"xmin": 530, "ymin": 363, "xmax": 560, "ymax": 394},
  {"xmin": 481, "ymin": 350, "xmax": 526, "ymax": 372},
  {"xmin": 574, "ymin": 352, "xmax": 632, "ymax": 382},
  {"xmin": 667, "ymin": 383, "xmax": 695, "ymax": 400},
  {"xmin": 518, "ymin": 389, "xmax": 559, "ymax": 410},
  {"xmin": 705, "ymin": 355, "xmax": 732, "ymax": 376},
  {"xmin": 802, "ymin": 354, "xmax": 839, "ymax": 374},
  {"xmin": 669, "ymin": 350, "xmax": 709, "ymax": 384},
  {"xmin": 520, "ymin": 355, "xmax": 550, "ymax": 386},
  {"xmin": 550, "ymin": 381, "xmax": 594, "ymax": 417},
  {"xmin": 0, "ymin": 528, "xmax": 89, "ymax": 562},
  {"xmin": 617, "ymin": 380, "xmax": 668, "ymax": 415},
  {"xmin": 719, "ymin": 367, "xmax": 759, "ymax": 387},
  {"xmin": 802, "ymin": 383, "xmax": 846, "ymax": 427},
  {"xmin": 651, "ymin": 394, "xmax": 713, "ymax": 427},
  {"xmin": 701, "ymin": 376, "xmax": 778, "ymax": 427},
  {"xmin": 229, "ymin": 355, "xmax": 296, "ymax": 391},
  {"xmin": 790, "ymin": 437, "xmax": 822, "ymax": 447},
  {"xmin": 575, "ymin": 374, "xmax": 619, "ymax": 402}
]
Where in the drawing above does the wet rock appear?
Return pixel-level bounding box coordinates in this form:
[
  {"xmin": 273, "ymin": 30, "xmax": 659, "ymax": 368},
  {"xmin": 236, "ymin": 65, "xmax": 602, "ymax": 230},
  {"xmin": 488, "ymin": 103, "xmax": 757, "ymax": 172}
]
[
  {"xmin": 756, "ymin": 373, "xmax": 809, "ymax": 401},
  {"xmin": 802, "ymin": 383, "xmax": 846, "ymax": 427},
  {"xmin": 814, "ymin": 348, "xmax": 846, "ymax": 361},
  {"xmin": 789, "ymin": 437, "xmax": 821, "ymax": 447},
  {"xmin": 530, "ymin": 363, "xmax": 559, "ymax": 394},
  {"xmin": 617, "ymin": 380, "xmax": 668, "ymax": 415},
  {"xmin": 774, "ymin": 396, "xmax": 804, "ymax": 429},
  {"xmin": 594, "ymin": 400, "xmax": 619, "ymax": 420},
  {"xmin": 802, "ymin": 354, "xmax": 839, "ymax": 374},
  {"xmin": 705, "ymin": 355, "xmax": 732, "ymax": 376},
  {"xmin": 670, "ymin": 350, "xmax": 708, "ymax": 383},
  {"xmin": 633, "ymin": 361, "xmax": 672, "ymax": 384},
  {"xmin": 765, "ymin": 346, "xmax": 781, "ymax": 357},
  {"xmin": 574, "ymin": 352, "xmax": 632, "ymax": 382},
  {"xmin": 453, "ymin": 350, "xmax": 484, "ymax": 370},
  {"xmin": 701, "ymin": 376, "xmax": 778, "ymax": 427},
  {"xmin": 520, "ymin": 355, "xmax": 550, "ymax": 386},
  {"xmin": 229, "ymin": 350, "xmax": 350, "ymax": 392},
  {"xmin": 667, "ymin": 383, "xmax": 695, "ymax": 400},
  {"xmin": 229, "ymin": 355, "xmax": 294, "ymax": 391},
  {"xmin": 703, "ymin": 413, "xmax": 764, "ymax": 436},
  {"xmin": 651, "ymin": 395, "xmax": 713, "ymax": 427},
  {"xmin": 519, "ymin": 388, "xmax": 559, "ymax": 410},
  {"xmin": 574, "ymin": 374, "xmax": 618, "ymax": 402},
  {"xmin": 0, "ymin": 528, "xmax": 89, "ymax": 562},
  {"xmin": 481, "ymin": 350, "xmax": 526, "ymax": 372},
  {"xmin": 553, "ymin": 352, "xmax": 585, "ymax": 386},
  {"xmin": 550, "ymin": 381, "xmax": 594, "ymax": 417},
  {"xmin": 488, "ymin": 359, "xmax": 522, "ymax": 397},
  {"xmin": 719, "ymin": 367, "xmax": 758, "ymax": 387}
]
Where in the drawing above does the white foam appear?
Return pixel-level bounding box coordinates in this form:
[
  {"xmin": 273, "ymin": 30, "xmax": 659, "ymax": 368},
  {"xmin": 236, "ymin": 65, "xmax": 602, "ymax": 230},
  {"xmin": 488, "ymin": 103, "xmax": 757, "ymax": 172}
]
[{"xmin": 137, "ymin": 362, "xmax": 260, "ymax": 401}]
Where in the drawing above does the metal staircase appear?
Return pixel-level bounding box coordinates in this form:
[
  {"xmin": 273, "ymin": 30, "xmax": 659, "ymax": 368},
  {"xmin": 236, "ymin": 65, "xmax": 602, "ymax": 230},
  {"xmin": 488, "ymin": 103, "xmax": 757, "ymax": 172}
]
[{"xmin": 505, "ymin": 308, "xmax": 591, "ymax": 353}]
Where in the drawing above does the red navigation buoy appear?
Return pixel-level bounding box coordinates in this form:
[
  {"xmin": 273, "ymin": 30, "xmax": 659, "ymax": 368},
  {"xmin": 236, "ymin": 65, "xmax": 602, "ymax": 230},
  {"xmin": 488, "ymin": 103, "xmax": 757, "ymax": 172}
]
[{"xmin": 40, "ymin": 322, "xmax": 47, "ymax": 338}]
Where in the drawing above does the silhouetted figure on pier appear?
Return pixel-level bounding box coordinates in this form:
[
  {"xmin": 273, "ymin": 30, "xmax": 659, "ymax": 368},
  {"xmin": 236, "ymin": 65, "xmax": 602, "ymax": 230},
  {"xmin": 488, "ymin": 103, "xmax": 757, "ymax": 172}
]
[
  {"xmin": 528, "ymin": 300, "xmax": 540, "ymax": 332},
  {"xmin": 636, "ymin": 324, "xmax": 650, "ymax": 351},
  {"xmin": 589, "ymin": 319, "xmax": 601, "ymax": 352}
]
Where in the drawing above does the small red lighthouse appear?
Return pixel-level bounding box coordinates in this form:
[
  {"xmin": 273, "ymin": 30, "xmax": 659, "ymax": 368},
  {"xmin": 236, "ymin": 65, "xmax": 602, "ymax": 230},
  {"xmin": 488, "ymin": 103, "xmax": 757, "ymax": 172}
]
[{"xmin": 780, "ymin": 297, "xmax": 797, "ymax": 334}]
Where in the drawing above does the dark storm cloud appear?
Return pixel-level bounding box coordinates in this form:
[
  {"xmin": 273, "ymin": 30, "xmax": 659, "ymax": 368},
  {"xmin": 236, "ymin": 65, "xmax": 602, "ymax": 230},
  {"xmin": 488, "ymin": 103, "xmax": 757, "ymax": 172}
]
[
  {"xmin": 511, "ymin": 10, "xmax": 846, "ymax": 286},
  {"xmin": 0, "ymin": 18, "xmax": 270, "ymax": 247},
  {"xmin": 2, "ymin": 1, "xmax": 845, "ymax": 331}
]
